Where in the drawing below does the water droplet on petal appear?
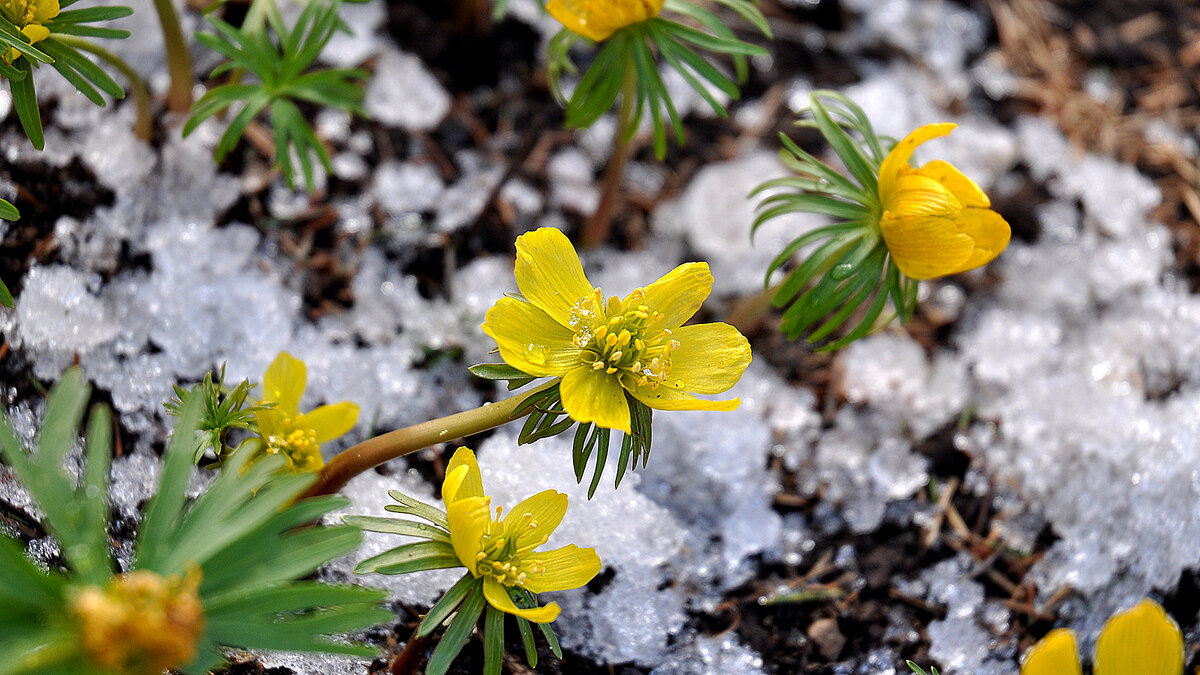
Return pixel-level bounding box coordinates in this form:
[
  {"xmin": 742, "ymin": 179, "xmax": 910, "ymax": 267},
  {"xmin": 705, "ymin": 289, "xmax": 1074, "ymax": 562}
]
[{"xmin": 524, "ymin": 344, "xmax": 547, "ymax": 365}]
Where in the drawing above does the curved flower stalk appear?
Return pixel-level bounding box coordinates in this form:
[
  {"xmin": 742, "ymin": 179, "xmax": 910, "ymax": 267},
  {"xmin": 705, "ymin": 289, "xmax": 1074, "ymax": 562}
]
[
  {"xmin": 250, "ymin": 351, "xmax": 360, "ymax": 472},
  {"xmin": 750, "ymin": 91, "xmax": 1011, "ymax": 349},
  {"xmin": 1020, "ymin": 598, "xmax": 1183, "ymax": 675},
  {"xmin": 349, "ymin": 447, "xmax": 601, "ymax": 675},
  {"xmin": 0, "ymin": 0, "xmax": 134, "ymax": 149},
  {"xmin": 185, "ymin": 0, "xmax": 368, "ymax": 192},
  {"xmin": 0, "ymin": 369, "xmax": 390, "ymax": 674},
  {"xmin": 481, "ymin": 226, "xmax": 751, "ymax": 491}
]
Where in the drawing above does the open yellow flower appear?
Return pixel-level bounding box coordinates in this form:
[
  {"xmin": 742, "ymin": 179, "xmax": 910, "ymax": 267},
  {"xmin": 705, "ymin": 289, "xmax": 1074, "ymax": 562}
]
[
  {"xmin": 877, "ymin": 123, "xmax": 1011, "ymax": 280},
  {"xmin": 1, "ymin": 0, "xmax": 58, "ymax": 61},
  {"xmin": 482, "ymin": 227, "xmax": 751, "ymax": 434},
  {"xmin": 255, "ymin": 351, "xmax": 359, "ymax": 472},
  {"xmin": 546, "ymin": 0, "xmax": 664, "ymax": 42},
  {"xmin": 442, "ymin": 447, "xmax": 601, "ymax": 623},
  {"xmin": 1020, "ymin": 599, "xmax": 1184, "ymax": 675}
]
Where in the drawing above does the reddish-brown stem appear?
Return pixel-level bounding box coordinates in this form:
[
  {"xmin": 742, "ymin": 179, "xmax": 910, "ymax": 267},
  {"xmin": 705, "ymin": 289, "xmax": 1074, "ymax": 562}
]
[{"xmin": 581, "ymin": 66, "xmax": 638, "ymax": 248}]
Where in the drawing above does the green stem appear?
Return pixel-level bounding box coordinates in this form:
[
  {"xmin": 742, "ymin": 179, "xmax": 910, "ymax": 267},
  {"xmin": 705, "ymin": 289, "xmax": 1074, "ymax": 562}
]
[
  {"xmin": 581, "ymin": 63, "xmax": 638, "ymax": 249},
  {"xmin": 54, "ymin": 36, "xmax": 153, "ymax": 141},
  {"xmin": 304, "ymin": 380, "xmax": 559, "ymax": 498},
  {"xmin": 151, "ymin": 0, "xmax": 195, "ymax": 113}
]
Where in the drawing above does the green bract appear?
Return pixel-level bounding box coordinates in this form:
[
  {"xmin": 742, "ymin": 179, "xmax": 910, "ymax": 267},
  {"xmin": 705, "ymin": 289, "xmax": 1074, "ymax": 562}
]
[
  {"xmin": 0, "ymin": 198, "xmax": 17, "ymax": 308},
  {"xmin": 469, "ymin": 359, "xmax": 655, "ymax": 500},
  {"xmin": 0, "ymin": 0, "xmax": 133, "ymax": 150},
  {"xmin": 184, "ymin": 0, "xmax": 368, "ymax": 192},
  {"xmin": 0, "ymin": 368, "xmax": 390, "ymax": 674},
  {"xmin": 548, "ymin": 0, "xmax": 770, "ymax": 158},
  {"xmin": 751, "ymin": 91, "xmax": 918, "ymax": 350}
]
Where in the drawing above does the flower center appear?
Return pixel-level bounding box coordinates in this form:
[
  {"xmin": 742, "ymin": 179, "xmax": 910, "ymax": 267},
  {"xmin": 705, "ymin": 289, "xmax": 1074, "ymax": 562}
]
[
  {"xmin": 267, "ymin": 421, "xmax": 322, "ymax": 471},
  {"xmin": 473, "ymin": 507, "xmax": 549, "ymax": 587},
  {"xmin": 570, "ymin": 288, "xmax": 680, "ymax": 389},
  {"xmin": 72, "ymin": 569, "xmax": 205, "ymax": 675},
  {"xmin": 3, "ymin": 0, "xmax": 39, "ymax": 26}
]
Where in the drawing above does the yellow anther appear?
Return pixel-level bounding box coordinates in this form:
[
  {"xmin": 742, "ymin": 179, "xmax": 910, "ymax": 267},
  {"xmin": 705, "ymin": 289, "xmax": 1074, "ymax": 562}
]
[
  {"xmin": 610, "ymin": 351, "xmax": 623, "ymax": 361},
  {"xmin": 592, "ymin": 362, "xmax": 605, "ymax": 370},
  {"xmin": 606, "ymin": 367, "xmax": 618, "ymax": 374},
  {"xmin": 606, "ymin": 333, "xmax": 618, "ymax": 347},
  {"xmin": 617, "ymin": 330, "xmax": 632, "ymax": 346}
]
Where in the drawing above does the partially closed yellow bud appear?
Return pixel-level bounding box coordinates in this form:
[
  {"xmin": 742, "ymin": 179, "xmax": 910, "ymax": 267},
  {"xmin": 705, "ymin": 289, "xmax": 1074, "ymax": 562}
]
[{"xmin": 877, "ymin": 123, "xmax": 1011, "ymax": 280}]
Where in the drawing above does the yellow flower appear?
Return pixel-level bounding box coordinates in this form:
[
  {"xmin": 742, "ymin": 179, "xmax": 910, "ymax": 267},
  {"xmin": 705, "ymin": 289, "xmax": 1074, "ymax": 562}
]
[
  {"xmin": 481, "ymin": 227, "xmax": 751, "ymax": 434},
  {"xmin": 255, "ymin": 351, "xmax": 359, "ymax": 472},
  {"xmin": 442, "ymin": 447, "xmax": 601, "ymax": 623},
  {"xmin": 546, "ymin": 0, "xmax": 664, "ymax": 42},
  {"xmin": 877, "ymin": 123, "xmax": 1011, "ymax": 280},
  {"xmin": 1020, "ymin": 599, "xmax": 1184, "ymax": 675},
  {"xmin": 1, "ymin": 0, "xmax": 58, "ymax": 61}
]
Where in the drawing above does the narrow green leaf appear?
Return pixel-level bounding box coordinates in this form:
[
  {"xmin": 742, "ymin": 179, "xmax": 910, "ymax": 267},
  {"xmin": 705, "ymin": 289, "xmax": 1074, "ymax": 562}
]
[
  {"xmin": 354, "ymin": 540, "xmax": 460, "ymax": 575},
  {"xmin": 11, "ymin": 59, "xmax": 44, "ymax": 150},
  {"xmin": 385, "ymin": 489, "xmax": 450, "ymax": 529},
  {"xmin": 516, "ymin": 615, "xmax": 538, "ymax": 668},
  {"xmin": 417, "ymin": 574, "xmax": 479, "ymax": 638},
  {"xmin": 426, "ymin": 586, "xmax": 486, "ymax": 675},
  {"xmin": 50, "ymin": 6, "xmax": 133, "ymax": 23},
  {"xmin": 809, "ymin": 97, "xmax": 878, "ymax": 193},
  {"xmin": 342, "ymin": 515, "xmax": 451, "ymax": 543},
  {"xmin": 483, "ymin": 604, "xmax": 504, "ymax": 675}
]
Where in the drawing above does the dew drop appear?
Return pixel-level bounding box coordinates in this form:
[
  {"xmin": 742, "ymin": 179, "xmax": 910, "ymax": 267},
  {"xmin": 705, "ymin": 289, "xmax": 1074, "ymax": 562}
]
[
  {"xmin": 830, "ymin": 262, "xmax": 855, "ymax": 280},
  {"xmin": 524, "ymin": 344, "xmax": 547, "ymax": 365}
]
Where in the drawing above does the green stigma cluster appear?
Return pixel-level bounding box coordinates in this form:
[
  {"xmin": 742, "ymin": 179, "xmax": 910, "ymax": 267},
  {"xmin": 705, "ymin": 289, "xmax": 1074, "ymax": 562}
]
[{"xmin": 572, "ymin": 288, "xmax": 679, "ymax": 389}]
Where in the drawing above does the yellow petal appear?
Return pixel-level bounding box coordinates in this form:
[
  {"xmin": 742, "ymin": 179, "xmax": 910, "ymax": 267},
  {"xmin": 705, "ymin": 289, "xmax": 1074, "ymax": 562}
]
[
  {"xmin": 1094, "ymin": 599, "xmax": 1184, "ymax": 675},
  {"xmin": 483, "ymin": 577, "xmax": 560, "ymax": 623},
  {"xmin": 942, "ymin": 208, "xmax": 1011, "ymax": 275},
  {"xmin": 560, "ymin": 366, "xmax": 631, "ymax": 433},
  {"xmin": 622, "ymin": 376, "xmax": 740, "ymax": 413},
  {"xmin": 503, "ymin": 490, "xmax": 568, "ymax": 548},
  {"xmin": 912, "ymin": 159, "xmax": 990, "ymax": 208},
  {"xmin": 1020, "ymin": 629, "xmax": 1082, "ymax": 675},
  {"xmin": 546, "ymin": 0, "xmax": 612, "ymax": 41},
  {"xmin": 262, "ymin": 351, "xmax": 306, "ymax": 416},
  {"xmin": 546, "ymin": 0, "xmax": 661, "ymax": 42},
  {"xmin": 32, "ymin": 0, "xmax": 57, "ymax": 24},
  {"xmin": 255, "ymin": 407, "xmax": 287, "ymax": 438},
  {"xmin": 667, "ymin": 323, "xmax": 750, "ymax": 395},
  {"xmin": 884, "ymin": 171, "xmax": 963, "ymax": 218},
  {"xmin": 445, "ymin": 447, "xmax": 485, "ymax": 503},
  {"xmin": 446, "ymin": 493, "xmax": 490, "ymax": 572},
  {"xmin": 878, "ymin": 123, "xmax": 956, "ymax": 207},
  {"xmin": 879, "ymin": 213, "xmax": 978, "ymax": 280},
  {"xmin": 513, "ymin": 227, "xmax": 595, "ymax": 328},
  {"xmin": 523, "ymin": 545, "xmax": 602, "ymax": 593},
  {"xmin": 21, "ymin": 23, "xmax": 48, "ymax": 44},
  {"xmin": 640, "ymin": 262, "xmax": 713, "ymax": 330},
  {"xmin": 302, "ymin": 402, "xmax": 359, "ymax": 444},
  {"xmin": 482, "ymin": 297, "xmax": 582, "ymax": 377}
]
